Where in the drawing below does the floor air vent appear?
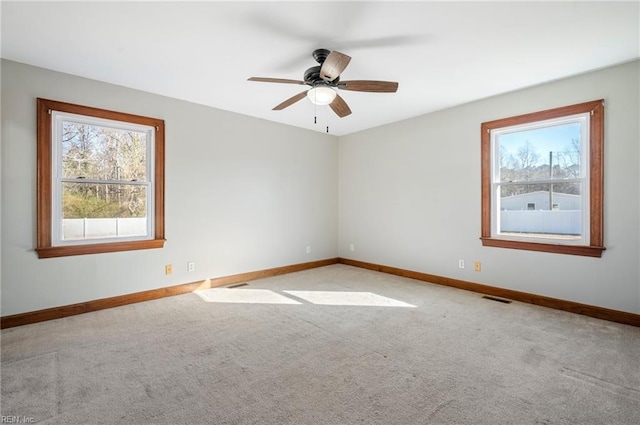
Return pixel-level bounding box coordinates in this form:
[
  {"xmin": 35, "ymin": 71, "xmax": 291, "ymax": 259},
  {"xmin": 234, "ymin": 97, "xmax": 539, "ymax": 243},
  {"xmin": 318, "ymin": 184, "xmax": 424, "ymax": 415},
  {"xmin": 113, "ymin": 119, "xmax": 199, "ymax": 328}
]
[{"xmin": 482, "ymin": 295, "xmax": 512, "ymax": 304}]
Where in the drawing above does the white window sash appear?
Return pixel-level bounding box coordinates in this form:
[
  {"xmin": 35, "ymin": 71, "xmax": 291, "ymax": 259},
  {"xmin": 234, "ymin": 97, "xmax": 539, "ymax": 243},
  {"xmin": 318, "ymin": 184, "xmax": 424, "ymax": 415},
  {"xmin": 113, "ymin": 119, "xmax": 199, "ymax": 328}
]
[
  {"xmin": 50, "ymin": 111, "xmax": 156, "ymax": 246},
  {"xmin": 490, "ymin": 113, "xmax": 590, "ymax": 245}
]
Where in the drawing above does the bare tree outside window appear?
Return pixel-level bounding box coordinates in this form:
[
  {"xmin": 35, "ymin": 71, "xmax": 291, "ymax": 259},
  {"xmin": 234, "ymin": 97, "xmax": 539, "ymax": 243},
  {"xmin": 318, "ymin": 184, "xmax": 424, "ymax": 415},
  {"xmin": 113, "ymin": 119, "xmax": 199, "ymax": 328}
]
[{"xmin": 61, "ymin": 122, "xmax": 148, "ymax": 220}]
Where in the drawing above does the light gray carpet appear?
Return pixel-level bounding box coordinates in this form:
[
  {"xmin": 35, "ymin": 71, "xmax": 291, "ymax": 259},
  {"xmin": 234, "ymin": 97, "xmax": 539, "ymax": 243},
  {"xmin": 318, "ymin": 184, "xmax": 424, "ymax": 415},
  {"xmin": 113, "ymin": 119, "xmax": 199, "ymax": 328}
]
[{"xmin": 2, "ymin": 264, "xmax": 639, "ymax": 424}]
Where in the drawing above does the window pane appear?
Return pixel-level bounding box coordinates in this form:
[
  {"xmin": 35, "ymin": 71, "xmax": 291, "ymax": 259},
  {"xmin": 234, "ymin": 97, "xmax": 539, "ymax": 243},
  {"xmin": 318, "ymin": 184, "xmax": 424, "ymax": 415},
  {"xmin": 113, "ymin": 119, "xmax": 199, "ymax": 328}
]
[
  {"xmin": 62, "ymin": 182, "xmax": 147, "ymax": 240},
  {"xmin": 61, "ymin": 121, "xmax": 147, "ymax": 181},
  {"xmin": 499, "ymin": 122, "xmax": 582, "ymax": 183},
  {"xmin": 481, "ymin": 100, "xmax": 603, "ymax": 257},
  {"xmin": 499, "ymin": 183, "xmax": 582, "ymax": 239}
]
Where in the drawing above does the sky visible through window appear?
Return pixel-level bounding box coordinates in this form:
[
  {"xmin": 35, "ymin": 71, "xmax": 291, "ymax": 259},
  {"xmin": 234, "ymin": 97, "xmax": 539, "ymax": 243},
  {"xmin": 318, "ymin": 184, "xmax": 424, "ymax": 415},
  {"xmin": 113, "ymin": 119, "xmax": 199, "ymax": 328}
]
[{"xmin": 499, "ymin": 122, "xmax": 581, "ymax": 167}]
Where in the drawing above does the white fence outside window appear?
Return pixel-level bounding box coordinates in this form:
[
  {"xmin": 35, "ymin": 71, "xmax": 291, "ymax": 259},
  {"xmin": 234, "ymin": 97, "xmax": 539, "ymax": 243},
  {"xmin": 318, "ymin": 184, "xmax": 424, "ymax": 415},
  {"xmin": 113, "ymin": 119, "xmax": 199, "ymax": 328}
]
[
  {"xmin": 500, "ymin": 210, "xmax": 581, "ymax": 235},
  {"xmin": 63, "ymin": 218, "xmax": 147, "ymax": 240}
]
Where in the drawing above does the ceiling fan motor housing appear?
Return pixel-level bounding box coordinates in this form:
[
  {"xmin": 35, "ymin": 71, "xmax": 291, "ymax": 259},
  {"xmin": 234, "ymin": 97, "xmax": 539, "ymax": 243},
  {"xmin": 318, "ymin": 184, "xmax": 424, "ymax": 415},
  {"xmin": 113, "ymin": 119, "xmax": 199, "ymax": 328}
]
[
  {"xmin": 304, "ymin": 49, "xmax": 342, "ymax": 86},
  {"xmin": 312, "ymin": 48, "xmax": 331, "ymax": 64},
  {"xmin": 304, "ymin": 66, "xmax": 340, "ymax": 86}
]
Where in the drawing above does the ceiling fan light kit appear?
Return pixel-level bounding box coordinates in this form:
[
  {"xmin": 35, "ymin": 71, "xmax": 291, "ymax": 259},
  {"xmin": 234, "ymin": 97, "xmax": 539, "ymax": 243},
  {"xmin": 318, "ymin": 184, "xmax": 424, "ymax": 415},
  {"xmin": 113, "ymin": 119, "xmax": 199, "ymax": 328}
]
[
  {"xmin": 248, "ymin": 48, "xmax": 398, "ymax": 121},
  {"xmin": 307, "ymin": 86, "xmax": 337, "ymax": 105}
]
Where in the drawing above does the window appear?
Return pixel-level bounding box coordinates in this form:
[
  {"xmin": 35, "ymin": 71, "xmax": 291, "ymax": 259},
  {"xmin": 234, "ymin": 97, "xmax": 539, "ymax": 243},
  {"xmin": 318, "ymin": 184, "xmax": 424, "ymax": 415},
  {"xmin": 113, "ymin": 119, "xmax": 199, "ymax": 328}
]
[
  {"xmin": 37, "ymin": 98, "xmax": 165, "ymax": 258},
  {"xmin": 481, "ymin": 100, "xmax": 604, "ymax": 257}
]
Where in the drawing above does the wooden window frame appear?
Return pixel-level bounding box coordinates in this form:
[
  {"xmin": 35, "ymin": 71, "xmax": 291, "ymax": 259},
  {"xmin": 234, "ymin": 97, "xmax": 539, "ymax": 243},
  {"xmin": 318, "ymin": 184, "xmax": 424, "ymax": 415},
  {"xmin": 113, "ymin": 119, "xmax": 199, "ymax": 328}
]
[
  {"xmin": 36, "ymin": 98, "xmax": 165, "ymax": 258},
  {"xmin": 480, "ymin": 99, "xmax": 605, "ymax": 258}
]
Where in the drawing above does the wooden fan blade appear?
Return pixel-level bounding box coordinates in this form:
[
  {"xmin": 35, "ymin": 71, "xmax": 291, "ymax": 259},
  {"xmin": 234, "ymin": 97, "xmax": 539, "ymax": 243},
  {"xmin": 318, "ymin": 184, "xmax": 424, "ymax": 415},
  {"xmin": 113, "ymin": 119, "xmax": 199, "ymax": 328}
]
[
  {"xmin": 273, "ymin": 91, "xmax": 308, "ymax": 110},
  {"xmin": 320, "ymin": 51, "xmax": 351, "ymax": 81},
  {"xmin": 248, "ymin": 77, "xmax": 306, "ymax": 85},
  {"xmin": 329, "ymin": 93, "xmax": 352, "ymax": 118},
  {"xmin": 338, "ymin": 80, "xmax": 399, "ymax": 93}
]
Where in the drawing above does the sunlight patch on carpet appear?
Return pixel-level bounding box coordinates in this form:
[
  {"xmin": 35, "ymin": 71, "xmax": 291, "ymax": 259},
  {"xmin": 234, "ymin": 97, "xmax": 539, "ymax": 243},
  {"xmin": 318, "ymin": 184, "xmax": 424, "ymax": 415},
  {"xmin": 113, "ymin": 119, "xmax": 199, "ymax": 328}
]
[
  {"xmin": 195, "ymin": 288, "xmax": 302, "ymax": 304},
  {"xmin": 194, "ymin": 288, "xmax": 416, "ymax": 307},
  {"xmin": 283, "ymin": 291, "xmax": 416, "ymax": 307}
]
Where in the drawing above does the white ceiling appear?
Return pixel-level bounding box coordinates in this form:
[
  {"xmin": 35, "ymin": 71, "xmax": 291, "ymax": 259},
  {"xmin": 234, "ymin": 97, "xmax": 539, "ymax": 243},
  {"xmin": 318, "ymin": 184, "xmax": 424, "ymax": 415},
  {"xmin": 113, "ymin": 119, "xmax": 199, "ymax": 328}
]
[{"xmin": 2, "ymin": 1, "xmax": 639, "ymax": 136}]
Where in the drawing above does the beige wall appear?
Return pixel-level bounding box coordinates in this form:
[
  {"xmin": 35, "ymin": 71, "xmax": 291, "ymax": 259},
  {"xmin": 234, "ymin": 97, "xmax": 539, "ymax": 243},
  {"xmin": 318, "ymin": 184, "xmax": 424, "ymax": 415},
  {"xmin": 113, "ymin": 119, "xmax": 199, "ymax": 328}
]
[
  {"xmin": 3, "ymin": 59, "xmax": 639, "ymax": 317},
  {"xmin": 339, "ymin": 60, "xmax": 640, "ymax": 314},
  {"xmin": 1, "ymin": 60, "xmax": 338, "ymax": 316}
]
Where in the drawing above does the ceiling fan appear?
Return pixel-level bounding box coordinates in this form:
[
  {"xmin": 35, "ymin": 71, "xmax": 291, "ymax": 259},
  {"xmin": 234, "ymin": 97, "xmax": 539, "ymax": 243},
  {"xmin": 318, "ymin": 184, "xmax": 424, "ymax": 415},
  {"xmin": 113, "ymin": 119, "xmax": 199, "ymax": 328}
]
[{"xmin": 248, "ymin": 48, "xmax": 398, "ymax": 118}]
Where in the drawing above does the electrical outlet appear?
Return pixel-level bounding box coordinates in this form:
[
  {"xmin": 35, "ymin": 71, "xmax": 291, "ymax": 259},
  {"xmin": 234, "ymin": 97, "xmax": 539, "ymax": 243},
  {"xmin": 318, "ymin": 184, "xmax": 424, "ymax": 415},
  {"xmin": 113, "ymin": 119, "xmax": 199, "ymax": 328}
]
[
  {"xmin": 165, "ymin": 264, "xmax": 173, "ymax": 275},
  {"xmin": 350, "ymin": 243, "xmax": 355, "ymax": 252},
  {"xmin": 458, "ymin": 259, "xmax": 464, "ymax": 269},
  {"xmin": 474, "ymin": 261, "xmax": 482, "ymax": 272},
  {"xmin": 306, "ymin": 246, "xmax": 311, "ymax": 254},
  {"xmin": 187, "ymin": 262, "xmax": 195, "ymax": 272}
]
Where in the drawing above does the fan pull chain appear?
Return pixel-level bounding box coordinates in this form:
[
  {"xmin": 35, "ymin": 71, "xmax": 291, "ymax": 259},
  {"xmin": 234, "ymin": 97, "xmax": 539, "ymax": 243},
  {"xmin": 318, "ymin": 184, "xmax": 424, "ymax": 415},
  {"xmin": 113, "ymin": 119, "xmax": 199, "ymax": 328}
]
[{"xmin": 326, "ymin": 107, "xmax": 330, "ymax": 133}]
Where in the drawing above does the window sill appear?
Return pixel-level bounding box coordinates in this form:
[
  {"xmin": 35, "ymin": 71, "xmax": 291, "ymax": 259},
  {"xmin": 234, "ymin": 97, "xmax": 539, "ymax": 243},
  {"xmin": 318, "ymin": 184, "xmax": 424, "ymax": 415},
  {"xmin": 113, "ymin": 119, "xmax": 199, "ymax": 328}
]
[
  {"xmin": 480, "ymin": 237, "xmax": 605, "ymax": 257},
  {"xmin": 36, "ymin": 239, "xmax": 166, "ymax": 259}
]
